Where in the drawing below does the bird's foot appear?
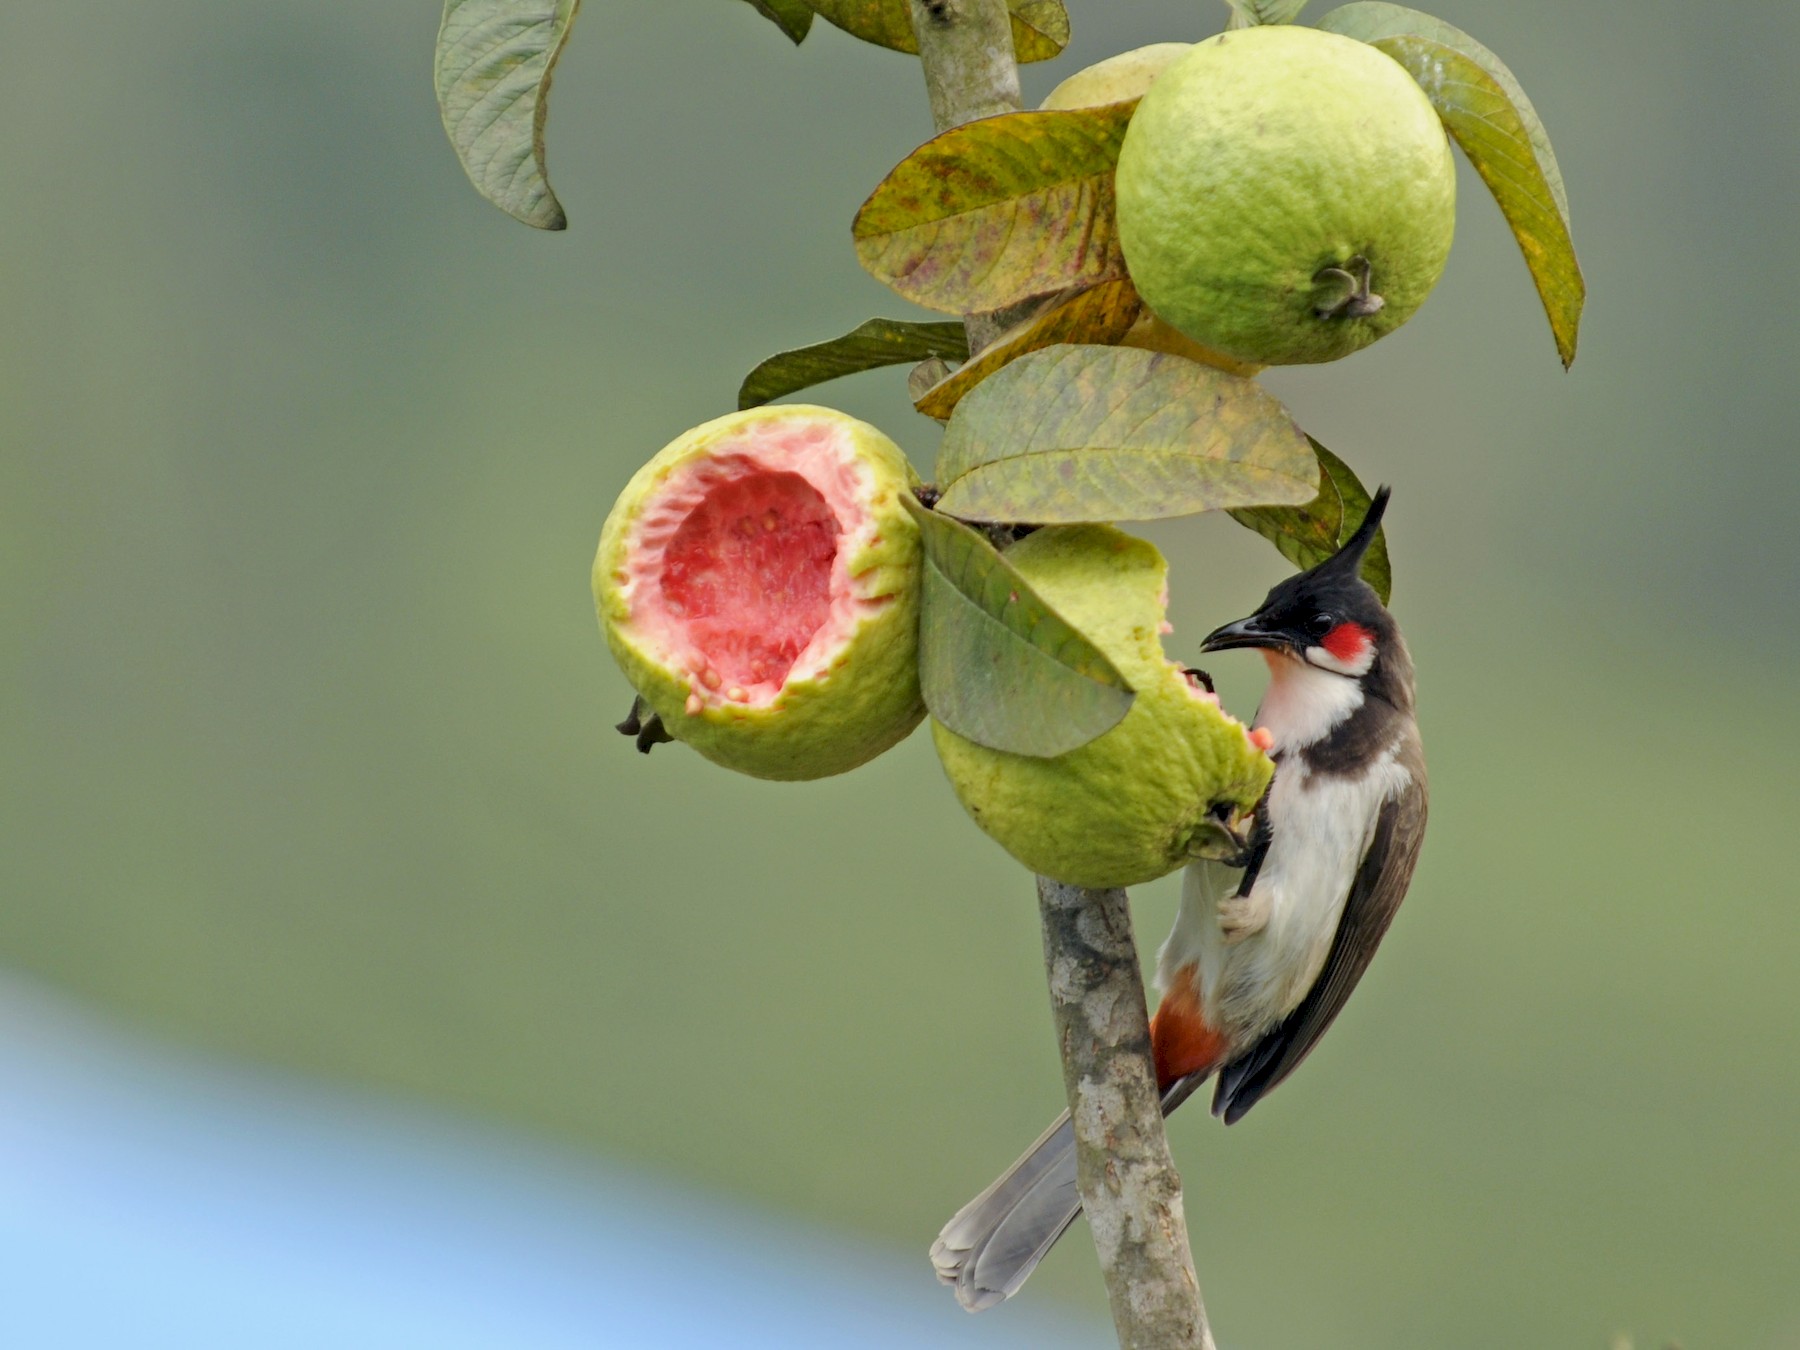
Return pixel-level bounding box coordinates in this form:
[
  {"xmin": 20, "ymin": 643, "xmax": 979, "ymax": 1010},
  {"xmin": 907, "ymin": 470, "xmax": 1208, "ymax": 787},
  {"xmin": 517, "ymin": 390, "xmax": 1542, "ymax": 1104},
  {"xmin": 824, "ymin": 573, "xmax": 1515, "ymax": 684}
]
[{"xmin": 1217, "ymin": 892, "xmax": 1271, "ymax": 945}]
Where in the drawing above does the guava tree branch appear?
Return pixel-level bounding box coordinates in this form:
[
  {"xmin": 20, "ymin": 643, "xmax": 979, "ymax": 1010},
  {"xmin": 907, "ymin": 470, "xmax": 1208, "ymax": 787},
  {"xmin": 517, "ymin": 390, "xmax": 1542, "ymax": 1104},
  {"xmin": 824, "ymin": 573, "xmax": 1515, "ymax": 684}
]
[
  {"xmin": 1038, "ymin": 879, "xmax": 1215, "ymax": 1350},
  {"xmin": 905, "ymin": 4, "xmax": 1216, "ymax": 1346}
]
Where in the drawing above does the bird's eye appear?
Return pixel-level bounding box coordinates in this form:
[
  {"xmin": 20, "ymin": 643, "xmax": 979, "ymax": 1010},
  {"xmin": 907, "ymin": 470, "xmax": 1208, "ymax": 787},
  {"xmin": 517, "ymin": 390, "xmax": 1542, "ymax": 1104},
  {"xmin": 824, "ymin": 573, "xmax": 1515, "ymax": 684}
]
[{"xmin": 1306, "ymin": 613, "xmax": 1334, "ymax": 638}]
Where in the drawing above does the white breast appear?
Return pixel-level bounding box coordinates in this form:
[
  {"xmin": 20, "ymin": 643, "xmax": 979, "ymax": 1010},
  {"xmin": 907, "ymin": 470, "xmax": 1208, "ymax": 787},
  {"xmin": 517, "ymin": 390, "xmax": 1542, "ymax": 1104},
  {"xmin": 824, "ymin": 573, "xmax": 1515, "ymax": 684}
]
[
  {"xmin": 1158, "ymin": 746, "xmax": 1410, "ymax": 1047},
  {"xmin": 1255, "ymin": 654, "xmax": 1364, "ymax": 751}
]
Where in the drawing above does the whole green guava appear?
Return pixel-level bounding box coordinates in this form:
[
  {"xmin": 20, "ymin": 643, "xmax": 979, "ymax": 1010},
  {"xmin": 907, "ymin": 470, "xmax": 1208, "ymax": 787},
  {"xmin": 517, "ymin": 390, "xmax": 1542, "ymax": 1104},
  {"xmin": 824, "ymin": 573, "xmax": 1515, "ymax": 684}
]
[
  {"xmin": 1039, "ymin": 42, "xmax": 1192, "ymax": 110},
  {"xmin": 931, "ymin": 525, "xmax": 1272, "ymax": 889},
  {"xmin": 1115, "ymin": 25, "xmax": 1456, "ymax": 367},
  {"xmin": 595, "ymin": 405, "xmax": 924, "ymax": 781}
]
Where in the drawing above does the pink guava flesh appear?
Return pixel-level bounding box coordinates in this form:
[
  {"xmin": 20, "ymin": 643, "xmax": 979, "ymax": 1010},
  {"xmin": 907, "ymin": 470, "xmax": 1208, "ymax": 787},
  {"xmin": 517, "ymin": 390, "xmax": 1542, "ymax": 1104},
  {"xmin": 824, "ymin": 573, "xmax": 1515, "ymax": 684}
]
[
  {"xmin": 618, "ymin": 417, "xmax": 893, "ymax": 712},
  {"xmin": 660, "ymin": 471, "xmax": 840, "ymax": 692}
]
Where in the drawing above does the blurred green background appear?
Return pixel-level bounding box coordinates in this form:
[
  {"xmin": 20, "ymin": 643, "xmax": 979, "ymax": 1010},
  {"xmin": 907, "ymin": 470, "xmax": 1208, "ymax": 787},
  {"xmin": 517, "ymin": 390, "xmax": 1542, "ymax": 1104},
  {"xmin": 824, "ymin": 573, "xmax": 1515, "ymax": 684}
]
[{"xmin": 4, "ymin": 1, "xmax": 1797, "ymax": 1346}]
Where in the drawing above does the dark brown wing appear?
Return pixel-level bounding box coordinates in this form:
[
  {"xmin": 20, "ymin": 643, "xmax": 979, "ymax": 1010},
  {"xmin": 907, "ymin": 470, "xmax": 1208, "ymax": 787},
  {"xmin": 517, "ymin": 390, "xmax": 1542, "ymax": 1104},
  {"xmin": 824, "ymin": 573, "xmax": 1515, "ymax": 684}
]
[{"xmin": 1212, "ymin": 742, "xmax": 1428, "ymax": 1125}]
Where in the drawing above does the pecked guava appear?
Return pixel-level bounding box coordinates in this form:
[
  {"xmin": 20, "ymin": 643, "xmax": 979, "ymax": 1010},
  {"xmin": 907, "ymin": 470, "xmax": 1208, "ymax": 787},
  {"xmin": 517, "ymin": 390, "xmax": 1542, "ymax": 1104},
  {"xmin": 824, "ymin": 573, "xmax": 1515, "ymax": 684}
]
[
  {"xmin": 1039, "ymin": 42, "xmax": 1191, "ymax": 111},
  {"xmin": 594, "ymin": 405, "xmax": 925, "ymax": 781},
  {"xmin": 1115, "ymin": 25, "xmax": 1456, "ymax": 367},
  {"xmin": 931, "ymin": 525, "xmax": 1273, "ymax": 889}
]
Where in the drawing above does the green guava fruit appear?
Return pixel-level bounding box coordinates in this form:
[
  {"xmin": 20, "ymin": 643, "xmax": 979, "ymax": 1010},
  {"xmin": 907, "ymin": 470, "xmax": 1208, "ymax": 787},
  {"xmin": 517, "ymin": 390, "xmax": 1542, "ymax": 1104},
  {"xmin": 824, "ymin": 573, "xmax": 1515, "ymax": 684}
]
[
  {"xmin": 594, "ymin": 405, "xmax": 925, "ymax": 781},
  {"xmin": 931, "ymin": 525, "xmax": 1273, "ymax": 889},
  {"xmin": 1115, "ymin": 25, "xmax": 1456, "ymax": 367},
  {"xmin": 1039, "ymin": 42, "xmax": 1192, "ymax": 110}
]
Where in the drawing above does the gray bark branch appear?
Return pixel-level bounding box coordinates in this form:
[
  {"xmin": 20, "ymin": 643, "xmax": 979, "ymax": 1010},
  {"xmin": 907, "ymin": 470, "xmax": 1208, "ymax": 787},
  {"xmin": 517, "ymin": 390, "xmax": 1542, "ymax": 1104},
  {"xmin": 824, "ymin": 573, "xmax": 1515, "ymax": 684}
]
[
  {"xmin": 902, "ymin": 4, "xmax": 1217, "ymax": 1344},
  {"xmin": 1038, "ymin": 879, "xmax": 1216, "ymax": 1350}
]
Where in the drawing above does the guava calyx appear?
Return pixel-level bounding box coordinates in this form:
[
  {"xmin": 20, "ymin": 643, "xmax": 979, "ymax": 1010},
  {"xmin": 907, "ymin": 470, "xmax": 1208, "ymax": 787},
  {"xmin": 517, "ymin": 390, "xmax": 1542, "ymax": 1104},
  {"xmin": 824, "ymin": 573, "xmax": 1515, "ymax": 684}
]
[
  {"xmin": 615, "ymin": 693, "xmax": 675, "ymax": 754},
  {"xmin": 1313, "ymin": 255, "xmax": 1385, "ymax": 320}
]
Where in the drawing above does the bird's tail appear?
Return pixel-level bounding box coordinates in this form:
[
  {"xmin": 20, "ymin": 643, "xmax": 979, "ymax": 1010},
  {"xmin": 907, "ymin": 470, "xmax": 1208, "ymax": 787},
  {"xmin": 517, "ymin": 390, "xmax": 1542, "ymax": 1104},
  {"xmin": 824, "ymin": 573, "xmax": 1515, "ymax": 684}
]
[
  {"xmin": 929, "ymin": 1110, "xmax": 1081, "ymax": 1312},
  {"xmin": 931, "ymin": 1070, "xmax": 1215, "ymax": 1312}
]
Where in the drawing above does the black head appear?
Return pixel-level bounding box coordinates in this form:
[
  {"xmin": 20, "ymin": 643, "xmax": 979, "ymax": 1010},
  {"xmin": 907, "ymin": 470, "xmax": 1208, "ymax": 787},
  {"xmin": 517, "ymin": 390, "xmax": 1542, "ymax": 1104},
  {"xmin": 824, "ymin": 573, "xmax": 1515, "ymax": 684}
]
[{"xmin": 1202, "ymin": 488, "xmax": 1395, "ymax": 681}]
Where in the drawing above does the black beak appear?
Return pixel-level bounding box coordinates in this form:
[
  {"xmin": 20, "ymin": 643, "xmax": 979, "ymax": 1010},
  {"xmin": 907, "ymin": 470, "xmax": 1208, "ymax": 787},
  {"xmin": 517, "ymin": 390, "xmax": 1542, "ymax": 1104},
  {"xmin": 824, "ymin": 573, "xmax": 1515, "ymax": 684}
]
[{"xmin": 1201, "ymin": 614, "xmax": 1288, "ymax": 654}]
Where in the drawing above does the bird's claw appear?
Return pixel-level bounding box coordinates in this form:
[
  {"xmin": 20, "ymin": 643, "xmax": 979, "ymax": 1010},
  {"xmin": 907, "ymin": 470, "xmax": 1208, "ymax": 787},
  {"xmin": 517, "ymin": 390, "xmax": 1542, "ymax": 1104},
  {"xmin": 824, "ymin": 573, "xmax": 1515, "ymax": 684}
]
[{"xmin": 1217, "ymin": 892, "xmax": 1271, "ymax": 945}]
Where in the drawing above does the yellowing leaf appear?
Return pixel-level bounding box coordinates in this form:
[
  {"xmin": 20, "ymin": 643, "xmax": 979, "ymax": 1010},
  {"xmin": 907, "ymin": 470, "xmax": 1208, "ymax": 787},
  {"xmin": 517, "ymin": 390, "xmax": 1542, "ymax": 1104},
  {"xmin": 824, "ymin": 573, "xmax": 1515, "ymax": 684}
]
[
  {"xmin": 935, "ymin": 345, "xmax": 1317, "ymax": 523},
  {"xmin": 914, "ymin": 280, "xmax": 1142, "ymax": 420},
  {"xmin": 1229, "ymin": 438, "xmax": 1392, "ymax": 602},
  {"xmin": 743, "ymin": 0, "xmax": 813, "ymax": 43},
  {"xmin": 1319, "ymin": 2, "xmax": 1584, "ymax": 367},
  {"xmin": 854, "ymin": 104, "xmax": 1133, "ymax": 314},
  {"xmin": 806, "ymin": 0, "xmax": 1069, "ymax": 63}
]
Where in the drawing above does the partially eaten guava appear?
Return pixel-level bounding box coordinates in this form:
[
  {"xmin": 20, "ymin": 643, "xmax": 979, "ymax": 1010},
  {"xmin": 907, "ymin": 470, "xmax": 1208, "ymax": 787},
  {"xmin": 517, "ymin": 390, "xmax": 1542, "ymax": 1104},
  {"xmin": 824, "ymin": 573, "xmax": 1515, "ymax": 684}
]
[
  {"xmin": 931, "ymin": 525, "xmax": 1272, "ymax": 889},
  {"xmin": 595, "ymin": 405, "xmax": 925, "ymax": 781}
]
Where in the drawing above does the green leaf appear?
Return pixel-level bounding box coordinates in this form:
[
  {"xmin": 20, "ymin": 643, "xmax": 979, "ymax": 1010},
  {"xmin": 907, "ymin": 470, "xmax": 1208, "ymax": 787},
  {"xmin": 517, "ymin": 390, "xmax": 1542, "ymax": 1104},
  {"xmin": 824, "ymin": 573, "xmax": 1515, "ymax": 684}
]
[
  {"xmin": 1318, "ymin": 2, "xmax": 1584, "ymax": 367},
  {"xmin": 1229, "ymin": 438, "xmax": 1392, "ymax": 603},
  {"xmin": 435, "ymin": 0, "xmax": 580, "ymax": 230},
  {"xmin": 805, "ymin": 0, "xmax": 1070, "ymax": 63},
  {"xmin": 915, "ymin": 280, "xmax": 1141, "ymax": 420},
  {"xmin": 744, "ymin": 0, "xmax": 814, "ymax": 42},
  {"xmin": 903, "ymin": 496, "xmax": 1133, "ymax": 757},
  {"xmin": 854, "ymin": 103, "xmax": 1133, "ymax": 314},
  {"xmin": 738, "ymin": 319, "xmax": 969, "ymax": 410},
  {"xmin": 934, "ymin": 345, "xmax": 1317, "ymax": 523},
  {"xmin": 1225, "ymin": 0, "xmax": 1309, "ymax": 27}
]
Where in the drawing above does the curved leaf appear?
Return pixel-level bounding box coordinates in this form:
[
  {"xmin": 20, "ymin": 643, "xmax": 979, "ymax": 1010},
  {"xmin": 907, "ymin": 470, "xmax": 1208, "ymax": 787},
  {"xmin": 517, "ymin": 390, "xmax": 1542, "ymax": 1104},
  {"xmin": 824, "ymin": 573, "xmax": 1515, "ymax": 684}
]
[
  {"xmin": 1318, "ymin": 2, "xmax": 1584, "ymax": 367},
  {"xmin": 738, "ymin": 319, "xmax": 968, "ymax": 409},
  {"xmin": 853, "ymin": 104, "xmax": 1133, "ymax": 314},
  {"xmin": 744, "ymin": 0, "xmax": 814, "ymax": 43},
  {"xmin": 1229, "ymin": 438, "xmax": 1392, "ymax": 603},
  {"xmin": 935, "ymin": 345, "xmax": 1317, "ymax": 523},
  {"xmin": 914, "ymin": 280, "xmax": 1141, "ymax": 420},
  {"xmin": 903, "ymin": 497, "xmax": 1132, "ymax": 757},
  {"xmin": 806, "ymin": 0, "xmax": 1069, "ymax": 63},
  {"xmin": 435, "ymin": 0, "xmax": 580, "ymax": 230}
]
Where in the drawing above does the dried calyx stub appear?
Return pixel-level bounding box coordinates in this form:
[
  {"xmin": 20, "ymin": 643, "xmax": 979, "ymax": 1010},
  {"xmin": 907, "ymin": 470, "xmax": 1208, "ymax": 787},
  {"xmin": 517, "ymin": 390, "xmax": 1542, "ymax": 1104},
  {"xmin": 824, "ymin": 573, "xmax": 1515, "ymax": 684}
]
[
  {"xmin": 1115, "ymin": 25, "xmax": 1457, "ymax": 367},
  {"xmin": 932, "ymin": 525, "xmax": 1272, "ymax": 890},
  {"xmin": 595, "ymin": 406, "xmax": 925, "ymax": 781}
]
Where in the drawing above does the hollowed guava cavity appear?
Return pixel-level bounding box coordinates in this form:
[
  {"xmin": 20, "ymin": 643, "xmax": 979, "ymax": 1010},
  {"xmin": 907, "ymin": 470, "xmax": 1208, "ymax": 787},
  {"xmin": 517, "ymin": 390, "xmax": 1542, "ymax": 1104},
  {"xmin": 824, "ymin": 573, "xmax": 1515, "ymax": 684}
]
[{"xmin": 658, "ymin": 470, "xmax": 842, "ymax": 696}]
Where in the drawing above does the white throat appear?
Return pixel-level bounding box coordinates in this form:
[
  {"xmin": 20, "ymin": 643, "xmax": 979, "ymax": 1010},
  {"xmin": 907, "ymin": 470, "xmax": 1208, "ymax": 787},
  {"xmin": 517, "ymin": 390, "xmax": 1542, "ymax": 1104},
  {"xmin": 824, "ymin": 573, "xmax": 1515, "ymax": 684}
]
[{"xmin": 1255, "ymin": 653, "xmax": 1364, "ymax": 751}]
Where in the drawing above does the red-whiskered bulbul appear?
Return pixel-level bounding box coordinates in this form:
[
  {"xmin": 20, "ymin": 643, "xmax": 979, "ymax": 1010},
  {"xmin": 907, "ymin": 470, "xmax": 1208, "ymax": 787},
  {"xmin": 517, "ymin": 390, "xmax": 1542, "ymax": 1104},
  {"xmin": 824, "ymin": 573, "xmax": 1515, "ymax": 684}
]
[{"xmin": 932, "ymin": 487, "xmax": 1427, "ymax": 1311}]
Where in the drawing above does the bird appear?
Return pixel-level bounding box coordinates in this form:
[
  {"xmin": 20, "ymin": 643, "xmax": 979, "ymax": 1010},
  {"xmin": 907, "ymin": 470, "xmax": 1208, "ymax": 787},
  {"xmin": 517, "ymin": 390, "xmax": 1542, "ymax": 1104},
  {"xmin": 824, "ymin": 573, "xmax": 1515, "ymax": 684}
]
[{"xmin": 931, "ymin": 487, "xmax": 1427, "ymax": 1312}]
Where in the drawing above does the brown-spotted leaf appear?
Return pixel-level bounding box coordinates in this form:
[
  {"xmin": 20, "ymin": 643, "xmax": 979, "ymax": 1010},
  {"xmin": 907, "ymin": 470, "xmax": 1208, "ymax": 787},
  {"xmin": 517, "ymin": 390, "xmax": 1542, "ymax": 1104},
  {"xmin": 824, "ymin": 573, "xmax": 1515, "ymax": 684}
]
[
  {"xmin": 935, "ymin": 345, "xmax": 1317, "ymax": 524},
  {"xmin": 738, "ymin": 318, "xmax": 968, "ymax": 409},
  {"xmin": 1229, "ymin": 438, "xmax": 1392, "ymax": 602},
  {"xmin": 903, "ymin": 495, "xmax": 1133, "ymax": 757},
  {"xmin": 805, "ymin": 0, "xmax": 1069, "ymax": 62},
  {"xmin": 914, "ymin": 279, "xmax": 1141, "ymax": 420},
  {"xmin": 853, "ymin": 103, "xmax": 1133, "ymax": 314},
  {"xmin": 1318, "ymin": 2, "xmax": 1584, "ymax": 367},
  {"xmin": 435, "ymin": 0, "xmax": 580, "ymax": 230}
]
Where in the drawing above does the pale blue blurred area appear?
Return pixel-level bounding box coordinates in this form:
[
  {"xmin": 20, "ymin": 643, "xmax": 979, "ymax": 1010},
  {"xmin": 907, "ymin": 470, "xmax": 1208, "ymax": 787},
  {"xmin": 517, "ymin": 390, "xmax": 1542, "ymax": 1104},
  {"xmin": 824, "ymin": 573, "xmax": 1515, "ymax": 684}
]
[
  {"xmin": 0, "ymin": 977, "xmax": 1097, "ymax": 1350},
  {"xmin": 5, "ymin": 2, "xmax": 1800, "ymax": 1347}
]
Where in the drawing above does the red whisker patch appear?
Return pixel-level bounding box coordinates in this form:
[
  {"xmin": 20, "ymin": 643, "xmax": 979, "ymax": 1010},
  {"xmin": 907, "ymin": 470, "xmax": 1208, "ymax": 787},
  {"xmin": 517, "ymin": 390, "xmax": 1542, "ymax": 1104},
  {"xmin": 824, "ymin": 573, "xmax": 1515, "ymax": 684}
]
[{"xmin": 1321, "ymin": 621, "xmax": 1371, "ymax": 663}]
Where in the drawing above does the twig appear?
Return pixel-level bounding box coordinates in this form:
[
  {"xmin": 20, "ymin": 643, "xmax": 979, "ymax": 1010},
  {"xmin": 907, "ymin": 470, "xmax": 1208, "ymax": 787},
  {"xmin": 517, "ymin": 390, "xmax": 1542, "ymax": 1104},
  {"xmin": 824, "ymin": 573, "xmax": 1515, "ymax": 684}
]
[{"xmin": 905, "ymin": 4, "xmax": 1216, "ymax": 1345}]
